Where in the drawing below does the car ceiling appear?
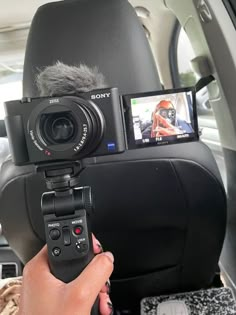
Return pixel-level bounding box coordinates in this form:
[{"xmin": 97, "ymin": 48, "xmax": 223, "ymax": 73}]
[
  {"xmin": 0, "ymin": 0, "xmax": 176, "ymax": 86},
  {"xmin": 0, "ymin": 0, "xmax": 59, "ymax": 30},
  {"xmin": 0, "ymin": 0, "xmax": 167, "ymax": 30}
]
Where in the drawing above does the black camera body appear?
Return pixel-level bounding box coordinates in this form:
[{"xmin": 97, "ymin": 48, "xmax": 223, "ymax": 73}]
[
  {"xmin": 4, "ymin": 88, "xmax": 126, "ymax": 165},
  {"xmin": 5, "ymin": 86, "xmax": 198, "ymax": 166}
]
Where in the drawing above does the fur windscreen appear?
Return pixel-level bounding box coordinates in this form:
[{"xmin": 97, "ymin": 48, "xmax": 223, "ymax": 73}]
[{"xmin": 36, "ymin": 61, "xmax": 107, "ymax": 96}]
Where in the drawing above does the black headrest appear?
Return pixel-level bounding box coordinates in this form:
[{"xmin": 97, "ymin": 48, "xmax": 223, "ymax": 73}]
[{"xmin": 23, "ymin": 0, "xmax": 162, "ymax": 97}]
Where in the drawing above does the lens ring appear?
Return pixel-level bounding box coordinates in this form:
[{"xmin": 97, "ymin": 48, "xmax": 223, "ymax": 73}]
[{"xmin": 31, "ymin": 96, "xmax": 105, "ymax": 158}]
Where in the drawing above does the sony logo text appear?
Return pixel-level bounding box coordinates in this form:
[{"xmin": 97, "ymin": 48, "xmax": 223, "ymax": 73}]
[{"xmin": 91, "ymin": 93, "xmax": 111, "ymax": 100}]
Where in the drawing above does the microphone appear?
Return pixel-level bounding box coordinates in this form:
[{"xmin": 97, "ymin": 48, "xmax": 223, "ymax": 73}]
[{"xmin": 36, "ymin": 61, "xmax": 107, "ymax": 96}]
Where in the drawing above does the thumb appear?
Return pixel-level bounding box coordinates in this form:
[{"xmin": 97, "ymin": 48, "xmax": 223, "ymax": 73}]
[{"xmin": 66, "ymin": 252, "xmax": 114, "ymax": 307}]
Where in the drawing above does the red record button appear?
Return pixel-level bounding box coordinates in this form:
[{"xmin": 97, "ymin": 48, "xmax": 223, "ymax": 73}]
[{"xmin": 74, "ymin": 226, "xmax": 83, "ymax": 236}]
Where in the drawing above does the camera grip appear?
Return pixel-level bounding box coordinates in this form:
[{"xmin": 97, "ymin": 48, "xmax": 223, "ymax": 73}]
[{"xmin": 44, "ymin": 209, "xmax": 99, "ymax": 314}]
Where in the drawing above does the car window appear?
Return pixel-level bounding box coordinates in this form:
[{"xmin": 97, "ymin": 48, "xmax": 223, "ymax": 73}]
[
  {"xmin": 0, "ymin": 61, "xmax": 23, "ymax": 119},
  {"xmin": 177, "ymin": 29, "xmax": 198, "ymax": 87},
  {"xmin": 176, "ymin": 28, "xmax": 226, "ymax": 187},
  {"xmin": 0, "ymin": 26, "xmax": 26, "ymax": 119}
]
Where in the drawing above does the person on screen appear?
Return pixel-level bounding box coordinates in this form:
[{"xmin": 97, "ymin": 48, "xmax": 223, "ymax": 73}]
[{"xmin": 150, "ymin": 100, "xmax": 193, "ymax": 138}]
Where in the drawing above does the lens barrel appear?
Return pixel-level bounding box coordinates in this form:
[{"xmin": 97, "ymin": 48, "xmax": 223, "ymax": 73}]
[{"xmin": 28, "ymin": 96, "xmax": 105, "ymax": 159}]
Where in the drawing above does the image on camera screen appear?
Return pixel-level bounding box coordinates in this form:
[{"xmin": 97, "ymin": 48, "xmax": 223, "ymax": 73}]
[{"xmin": 128, "ymin": 89, "xmax": 198, "ymax": 147}]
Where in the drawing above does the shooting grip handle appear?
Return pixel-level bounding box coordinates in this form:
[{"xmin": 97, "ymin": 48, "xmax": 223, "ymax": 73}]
[{"xmin": 43, "ymin": 207, "xmax": 100, "ymax": 315}]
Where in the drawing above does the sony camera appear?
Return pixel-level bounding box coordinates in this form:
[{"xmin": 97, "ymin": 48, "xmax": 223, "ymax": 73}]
[
  {"xmin": 5, "ymin": 86, "xmax": 199, "ymax": 166},
  {"xmin": 4, "ymin": 88, "xmax": 126, "ymax": 165}
]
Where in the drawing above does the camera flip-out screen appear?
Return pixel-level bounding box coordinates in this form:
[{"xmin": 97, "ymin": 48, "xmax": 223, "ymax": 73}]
[{"xmin": 123, "ymin": 87, "xmax": 199, "ymax": 149}]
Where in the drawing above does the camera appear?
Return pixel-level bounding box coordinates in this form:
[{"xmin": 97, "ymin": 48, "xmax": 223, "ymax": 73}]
[
  {"xmin": 4, "ymin": 86, "xmax": 199, "ymax": 166},
  {"xmin": 4, "ymin": 88, "xmax": 126, "ymax": 165}
]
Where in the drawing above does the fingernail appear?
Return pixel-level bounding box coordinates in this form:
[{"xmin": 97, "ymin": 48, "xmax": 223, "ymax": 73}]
[
  {"xmin": 106, "ymin": 280, "xmax": 111, "ymax": 294},
  {"xmin": 107, "ymin": 301, "xmax": 113, "ymax": 314},
  {"xmin": 97, "ymin": 242, "xmax": 103, "ymax": 253},
  {"xmin": 107, "ymin": 302, "xmax": 113, "ymax": 309},
  {"xmin": 104, "ymin": 251, "xmax": 114, "ymax": 263}
]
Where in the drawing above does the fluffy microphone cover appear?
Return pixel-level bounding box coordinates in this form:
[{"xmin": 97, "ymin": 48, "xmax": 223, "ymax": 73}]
[{"xmin": 36, "ymin": 61, "xmax": 107, "ymax": 96}]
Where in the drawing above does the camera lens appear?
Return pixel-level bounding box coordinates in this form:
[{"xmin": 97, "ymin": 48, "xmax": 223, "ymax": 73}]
[
  {"xmin": 41, "ymin": 112, "xmax": 77, "ymax": 145},
  {"xmin": 34, "ymin": 96, "xmax": 105, "ymax": 158},
  {"xmin": 51, "ymin": 117, "xmax": 74, "ymax": 143}
]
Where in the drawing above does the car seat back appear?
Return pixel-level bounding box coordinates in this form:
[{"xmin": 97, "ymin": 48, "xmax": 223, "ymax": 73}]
[{"xmin": 0, "ymin": 0, "xmax": 227, "ymax": 311}]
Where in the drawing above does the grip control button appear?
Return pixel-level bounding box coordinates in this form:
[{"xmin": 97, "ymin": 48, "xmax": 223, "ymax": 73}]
[
  {"xmin": 73, "ymin": 226, "xmax": 83, "ymax": 236},
  {"xmin": 49, "ymin": 229, "xmax": 61, "ymax": 240},
  {"xmin": 52, "ymin": 247, "xmax": 61, "ymax": 256},
  {"xmin": 76, "ymin": 243, "xmax": 88, "ymax": 253},
  {"xmin": 62, "ymin": 227, "xmax": 71, "ymax": 246}
]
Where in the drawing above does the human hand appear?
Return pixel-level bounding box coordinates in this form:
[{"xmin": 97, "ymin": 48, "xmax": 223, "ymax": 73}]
[
  {"xmin": 156, "ymin": 114, "xmax": 174, "ymax": 129},
  {"xmin": 155, "ymin": 126, "xmax": 179, "ymax": 136},
  {"xmin": 18, "ymin": 235, "xmax": 114, "ymax": 315},
  {"xmin": 154, "ymin": 114, "xmax": 182, "ymax": 136}
]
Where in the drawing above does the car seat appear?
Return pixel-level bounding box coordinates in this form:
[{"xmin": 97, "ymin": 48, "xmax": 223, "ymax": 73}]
[{"xmin": 0, "ymin": 0, "xmax": 227, "ymax": 312}]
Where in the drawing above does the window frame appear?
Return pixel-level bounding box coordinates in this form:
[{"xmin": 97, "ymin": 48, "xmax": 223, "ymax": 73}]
[
  {"xmin": 169, "ymin": 20, "xmax": 182, "ymax": 89},
  {"xmin": 223, "ymin": 0, "xmax": 236, "ymax": 29}
]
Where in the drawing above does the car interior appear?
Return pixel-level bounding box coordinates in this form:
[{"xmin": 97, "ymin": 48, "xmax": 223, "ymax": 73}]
[{"xmin": 0, "ymin": 0, "xmax": 236, "ymax": 314}]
